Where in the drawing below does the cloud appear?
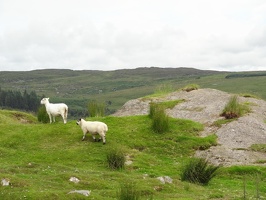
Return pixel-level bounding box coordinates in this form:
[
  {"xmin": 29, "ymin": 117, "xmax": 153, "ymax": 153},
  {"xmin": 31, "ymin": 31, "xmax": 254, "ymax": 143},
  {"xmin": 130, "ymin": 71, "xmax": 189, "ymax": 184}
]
[{"xmin": 0, "ymin": 0, "xmax": 266, "ymax": 71}]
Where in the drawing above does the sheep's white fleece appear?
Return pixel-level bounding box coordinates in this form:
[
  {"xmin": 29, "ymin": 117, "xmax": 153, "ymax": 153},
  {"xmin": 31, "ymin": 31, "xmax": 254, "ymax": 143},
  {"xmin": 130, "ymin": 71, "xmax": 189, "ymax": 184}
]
[{"xmin": 77, "ymin": 118, "xmax": 108, "ymax": 144}]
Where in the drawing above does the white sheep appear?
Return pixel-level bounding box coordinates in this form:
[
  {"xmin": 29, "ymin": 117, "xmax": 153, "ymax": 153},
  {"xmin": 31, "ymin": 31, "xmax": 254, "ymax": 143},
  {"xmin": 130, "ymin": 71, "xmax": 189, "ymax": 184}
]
[
  {"xmin": 40, "ymin": 97, "xmax": 68, "ymax": 124},
  {"xmin": 76, "ymin": 118, "xmax": 108, "ymax": 144}
]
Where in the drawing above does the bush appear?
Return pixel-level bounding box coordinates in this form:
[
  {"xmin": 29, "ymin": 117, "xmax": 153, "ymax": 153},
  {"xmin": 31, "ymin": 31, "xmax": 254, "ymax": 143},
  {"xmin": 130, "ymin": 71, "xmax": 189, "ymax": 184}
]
[
  {"xmin": 149, "ymin": 103, "xmax": 169, "ymax": 133},
  {"xmin": 221, "ymin": 95, "xmax": 250, "ymax": 119},
  {"xmin": 107, "ymin": 148, "xmax": 125, "ymax": 170},
  {"xmin": 37, "ymin": 106, "xmax": 49, "ymax": 123},
  {"xmin": 117, "ymin": 182, "xmax": 140, "ymax": 200},
  {"xmin": 180, "ymin": 158, "xmax": 219, "ymax": 185}
]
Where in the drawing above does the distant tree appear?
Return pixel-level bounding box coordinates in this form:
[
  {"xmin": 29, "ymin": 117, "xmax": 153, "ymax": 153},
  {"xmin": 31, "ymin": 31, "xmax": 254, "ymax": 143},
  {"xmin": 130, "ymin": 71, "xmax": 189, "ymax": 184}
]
[{"xmin": 0, "ymin": 89, "xmax": 40, "ymax": 112}]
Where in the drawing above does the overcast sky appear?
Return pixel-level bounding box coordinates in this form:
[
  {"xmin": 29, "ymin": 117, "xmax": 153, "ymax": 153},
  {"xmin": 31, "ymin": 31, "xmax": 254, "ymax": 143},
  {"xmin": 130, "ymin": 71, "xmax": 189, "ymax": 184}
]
[{"xmin": 1, "ymin": 0, "xmax": 266, "ymax": 72}]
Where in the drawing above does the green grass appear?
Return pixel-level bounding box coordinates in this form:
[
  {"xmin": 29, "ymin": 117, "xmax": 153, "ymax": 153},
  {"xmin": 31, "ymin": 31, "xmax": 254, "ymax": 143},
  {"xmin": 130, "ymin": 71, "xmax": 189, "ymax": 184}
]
[
  {"xmin": 0, "ymin": 110, "xmax": 266, "ymax": 199},
  {"xmin": 182, "ymin": 84, "xmax": 200, "ymax": 92},
  {"xmin": 250, "ymin": 144, "xmax": 266, "ymax": 153},
  {"xmin": 212, "ymin": 118, "xmax": 237, "ymax": 128},
  {"xmin": 221, "ymin": 95, "xmax": 250, "ymax": 119}
]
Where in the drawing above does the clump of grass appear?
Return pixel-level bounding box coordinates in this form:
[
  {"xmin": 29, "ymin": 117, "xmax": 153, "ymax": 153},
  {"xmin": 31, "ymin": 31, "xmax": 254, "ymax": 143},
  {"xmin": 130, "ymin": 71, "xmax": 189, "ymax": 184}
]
[
  {"xmin": 212, "ymin": 118, "xmax": 236, "ymax": 127},
  {"xmin": 149, "ymin": 103, "xmax": 169, "ymax": 133},
  {"xmin": 180, "ymin": 158, "xmax": 220, "ymax": 185},
  {"xmin": 107, "ymin": 148, "xmax": 125, "ymax": 170},
  {"xmin": 250, "ymin": 144, "xmax": 266, "ymax": 153},
  {"xmin": 116, "ymin": 182, "xmax": 141, "ymax": 200},
  {"xmin": 88, "ymin": 100, "xmax": 105, "ymax": 117},
  {"xmin": 220, "ymin": 95, "xmax": 250, "ymax": 119},
  {"xmin": 157, "ymin": 100, "xmax": 185, "ymax": 110},
  {"xmin": 182, "ymin": 84, "xmax": 199, "ymax": 92}
]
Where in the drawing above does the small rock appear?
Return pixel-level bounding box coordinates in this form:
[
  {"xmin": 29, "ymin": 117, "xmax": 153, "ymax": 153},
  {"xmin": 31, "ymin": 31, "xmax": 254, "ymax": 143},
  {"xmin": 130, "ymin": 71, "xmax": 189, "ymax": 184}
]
[
  {"xmin": 157, "ymin": 177, "xmax": 165, "ymax": 184},
  {"xmin": 1, "ymin": 178, "xmax": 10, "ymax": 186},
  {"xmin": 164, "ymin": 176, "xmax": 173, "ymax": 184},
  {"xmin": 68, "ymin": 190, "xmax": 91, "ymax": 196},
  {"xmin": 69, "ymin": 177, "xmax": 80, "ymax": 183},
  {"xmin": 157, "ymin": 176, "xmax": 173, "ymax": 184},
  {"xmin": 125, "ymin": 160, "xmax": 133, "ymax": 165}
]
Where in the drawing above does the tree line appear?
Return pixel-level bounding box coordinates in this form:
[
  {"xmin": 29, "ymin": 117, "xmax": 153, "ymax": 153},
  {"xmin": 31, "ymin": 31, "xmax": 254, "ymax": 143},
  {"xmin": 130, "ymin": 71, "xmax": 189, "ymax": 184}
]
[{"xmin": 0, "ymin": 88, "xmax": 39, "ymax": 112}]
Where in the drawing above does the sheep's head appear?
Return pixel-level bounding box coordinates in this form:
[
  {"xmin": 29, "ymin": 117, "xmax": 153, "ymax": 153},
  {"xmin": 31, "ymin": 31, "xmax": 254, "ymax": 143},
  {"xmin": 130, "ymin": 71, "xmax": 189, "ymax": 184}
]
[
  {"xmin": 76, "ymin": 118, "xmax": 82, "ymax": 125},
  {"xmin": 40, "ymin": 97, "xmax": 49, "ymax": 105}
]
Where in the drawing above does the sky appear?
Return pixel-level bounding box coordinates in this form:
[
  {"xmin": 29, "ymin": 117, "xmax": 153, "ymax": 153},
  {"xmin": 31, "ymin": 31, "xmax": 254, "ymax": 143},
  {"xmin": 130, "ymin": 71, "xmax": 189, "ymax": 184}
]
[{"xmin": 1, "ymin": 0, "xmax": 266, "ymax": 72}]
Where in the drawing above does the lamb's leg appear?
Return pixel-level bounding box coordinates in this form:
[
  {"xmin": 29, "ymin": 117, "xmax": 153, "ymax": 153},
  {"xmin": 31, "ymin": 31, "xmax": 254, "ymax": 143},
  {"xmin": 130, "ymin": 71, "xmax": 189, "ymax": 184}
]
[
  {"xmin": 92, "ymin": 135, "xmax": 97, "ymax": 142},
  {"xmin": 82, "ymin": 132, "xmax": 87, "ymax": 141},
  {"xmin": 48, "ymin": 113, "xmax": 52, "ymax": 123},
  {"xmin": 61, "ymin": 113, "xmax": 67, "ymax": 124},
  {"xmin": 60, "ymin": 113, "xmax": 67, "ymax": 124},
  {"xmin": 99, "ymin": 132, "xmax": 106, "ymax": 144}
]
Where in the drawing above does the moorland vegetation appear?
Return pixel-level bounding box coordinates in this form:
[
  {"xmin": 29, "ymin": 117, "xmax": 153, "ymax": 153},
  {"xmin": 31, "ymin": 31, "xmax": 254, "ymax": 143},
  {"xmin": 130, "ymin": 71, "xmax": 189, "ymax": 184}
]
[{"xmin": 0, "ymin": 67, "xmax": 266, "ymax": 199}]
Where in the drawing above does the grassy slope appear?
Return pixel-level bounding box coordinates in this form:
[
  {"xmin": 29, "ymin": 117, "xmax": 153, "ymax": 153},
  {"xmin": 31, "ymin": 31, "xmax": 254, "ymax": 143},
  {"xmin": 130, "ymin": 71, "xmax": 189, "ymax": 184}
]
[
  {"xmin": 0, "ymin": 110, "xmax": 265, "ymax": 199},
  {"xmin": 0, "ymin": 68, "xmax": 266, "ymax": 117}
]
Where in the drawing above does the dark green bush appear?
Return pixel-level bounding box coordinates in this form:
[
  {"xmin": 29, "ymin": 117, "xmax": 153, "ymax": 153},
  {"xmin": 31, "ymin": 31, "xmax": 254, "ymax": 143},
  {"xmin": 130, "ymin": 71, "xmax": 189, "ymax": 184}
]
[
  {"xmin": 107, "ymin": 148, "xmax": 125, "ymax": 170},
  {"xmin": 37, "ymin": 106, "xmax": 49, "ymax": 123},
  {"xmin": 180, "ymin": 158, "xmax": 219, "ymax": 185}
]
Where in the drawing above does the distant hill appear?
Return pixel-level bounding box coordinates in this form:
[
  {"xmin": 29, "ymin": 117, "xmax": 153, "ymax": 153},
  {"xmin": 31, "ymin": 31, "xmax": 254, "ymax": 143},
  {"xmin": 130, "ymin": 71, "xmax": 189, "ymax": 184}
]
[{"xmin": 0, "ymin": 67, "xmax": 265, "ymax": 118}]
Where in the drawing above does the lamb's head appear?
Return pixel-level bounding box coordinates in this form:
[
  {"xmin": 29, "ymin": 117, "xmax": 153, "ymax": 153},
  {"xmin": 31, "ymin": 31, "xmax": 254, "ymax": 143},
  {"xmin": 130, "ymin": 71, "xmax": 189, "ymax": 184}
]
[
  {"xmin": 76, "ymin": 118, "xmax": 82, "ymax": 125},
  {"xmin": 40, "ymin": 97, "xmax": 49, "ymax": 105}
]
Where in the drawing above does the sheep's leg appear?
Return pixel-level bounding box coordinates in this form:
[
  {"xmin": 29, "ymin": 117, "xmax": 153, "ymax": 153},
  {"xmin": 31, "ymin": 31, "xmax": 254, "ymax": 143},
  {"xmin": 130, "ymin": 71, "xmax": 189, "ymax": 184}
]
[
  {"xmin": 64, "ymin": 111, "xmax": 67, "ymax": 124},
  {"xmin": 61, "ymin": 113, "xmax": 66, "ymax": 124},
  {"xmin": 92, "ymin": 135, "xmax": 97, "ymax": 142},
  {"xmin": 48, "ymin": 113, "xmax": 52, "ymax": 123},
  {"xmin": 99, "ymin": 132, "xmax": 106, "ymax": 144},
  {"xmin": 82, "ymin": 132, "xmax": 87, "ymax": 141}
]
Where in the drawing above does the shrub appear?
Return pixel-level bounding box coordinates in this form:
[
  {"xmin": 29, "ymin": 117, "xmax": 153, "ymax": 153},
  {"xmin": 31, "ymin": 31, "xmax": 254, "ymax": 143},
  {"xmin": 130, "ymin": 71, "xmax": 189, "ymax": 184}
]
[
  {"xmin": 149, "ymin": 103, "xmax": 169, "ymax": 133},
  {"xmin": 182, "ymin": 84, "xmax": 199, "ymax": 92},
  {"xmin": 117, "ymin": 182, "xmax": 141, "ymax": 200},
  {"xmin": 37, "ymin": 106, "xmax": 49, "ymax": 123},
  {"xmin": 88, "ymin": 100, "xmax": 105, "ymax": 117},
  {"xmin": 220, "ymin": 95, "xmax": 250, "ymax": 119},
  {"xmin": 180, "ymin": 158, "xmax": 219, "ymax": 185},
  {"xmin": 107, "ymin": 148, "xmax": 125, "ymax": 170}
]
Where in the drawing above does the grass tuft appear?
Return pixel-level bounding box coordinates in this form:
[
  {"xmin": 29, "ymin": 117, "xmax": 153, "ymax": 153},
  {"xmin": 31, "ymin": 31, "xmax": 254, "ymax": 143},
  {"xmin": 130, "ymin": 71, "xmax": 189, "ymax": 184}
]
[
  {"xmin": 116, "ymin": 182, "xmax": 141, "ymax": 200},
  {"xmin": 107, "ymin": 147, "xmax": 126, "ymax": 170},
  {"xmin": 149, "ymin": 103, "xmax": 169, "ymax": 133},
  {"xmin": 182, "ymin": 84, "xmax": 199, "ymax": 92},
  {"xmin": 220, "ymin": 95, "xmax": 250, "ymax": 119},
  {"xmin": 180, "ymin": 158, "xmax": 220, "ymax": 185},
  {"xmin": 88, "ymin": 100, "xmax": 105, "ymax": 117}
]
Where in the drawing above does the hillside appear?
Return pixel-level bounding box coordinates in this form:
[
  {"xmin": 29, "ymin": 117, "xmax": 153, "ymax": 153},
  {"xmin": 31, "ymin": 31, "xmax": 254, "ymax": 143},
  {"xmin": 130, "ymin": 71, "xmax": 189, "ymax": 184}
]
[
  {"xmin": 0, "ymin": 93, "xmax": 266, "ymax": 199},
  {"xmin": 1, "ymin": 67, "xmax": 266, "ymax": 117},
  {"xmin": 113, "ymin": 88, "xmax": 266, "ymax": 166}
]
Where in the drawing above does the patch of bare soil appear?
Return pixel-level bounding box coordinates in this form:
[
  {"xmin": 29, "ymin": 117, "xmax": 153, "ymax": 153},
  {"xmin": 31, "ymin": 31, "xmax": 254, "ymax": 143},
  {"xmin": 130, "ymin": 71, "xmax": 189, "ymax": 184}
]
[
  {"xmin": 12, "ymin": 113, "xmax": 34, "ymax": 124},
  {"xmin": 113, "ymin": 88, "xmax": 266, "ymax": 166}
]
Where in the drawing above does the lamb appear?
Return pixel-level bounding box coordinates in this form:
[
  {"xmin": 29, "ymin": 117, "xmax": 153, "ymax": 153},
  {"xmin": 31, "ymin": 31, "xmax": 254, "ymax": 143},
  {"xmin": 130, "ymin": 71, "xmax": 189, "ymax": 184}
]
[
  {"xmin": 40, "ymin": 97, "xmax": 68, "ymax": 124},
  {"xmin": 76, "ymin": 118, "xmax": 108, "ymax": 144}
]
